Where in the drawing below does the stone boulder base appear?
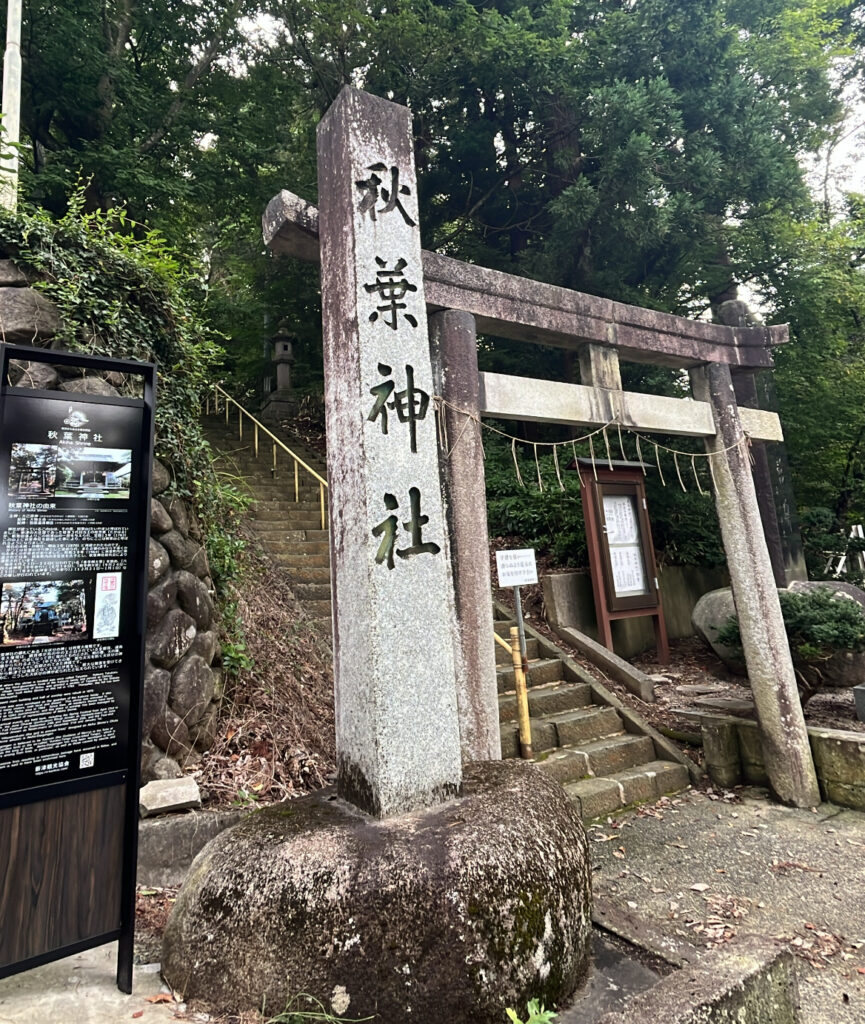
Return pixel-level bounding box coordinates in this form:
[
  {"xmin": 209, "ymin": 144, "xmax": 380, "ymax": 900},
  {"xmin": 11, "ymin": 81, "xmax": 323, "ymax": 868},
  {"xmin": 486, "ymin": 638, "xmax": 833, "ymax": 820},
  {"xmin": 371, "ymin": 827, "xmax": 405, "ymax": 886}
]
[{"xmin": 162, "ymin": 760, "xmax": 592, "ymax": 1023}]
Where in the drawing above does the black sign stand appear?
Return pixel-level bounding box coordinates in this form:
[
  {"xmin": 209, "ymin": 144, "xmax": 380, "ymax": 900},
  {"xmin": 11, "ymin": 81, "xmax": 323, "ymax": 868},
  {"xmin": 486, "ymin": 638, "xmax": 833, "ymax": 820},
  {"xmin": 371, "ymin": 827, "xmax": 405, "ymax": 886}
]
[{"xmin": 0, "ymin": 344, "xmax": 155, "ymax": 993}]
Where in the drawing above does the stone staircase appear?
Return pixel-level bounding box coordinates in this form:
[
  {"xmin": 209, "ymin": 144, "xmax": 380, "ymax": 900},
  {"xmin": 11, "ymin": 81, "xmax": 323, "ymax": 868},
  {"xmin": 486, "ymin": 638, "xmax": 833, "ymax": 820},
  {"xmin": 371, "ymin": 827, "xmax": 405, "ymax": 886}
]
[
  {"xmin": 203, "ymin": 409, "xmax": 693, "ymax": 820},
  {"xmin": 203, "ymin": 415, "xmax": 333, "ymax": 634},
  {"xmin": 495, "ymin": 616, "xmax": 691, "ymax": 820}
]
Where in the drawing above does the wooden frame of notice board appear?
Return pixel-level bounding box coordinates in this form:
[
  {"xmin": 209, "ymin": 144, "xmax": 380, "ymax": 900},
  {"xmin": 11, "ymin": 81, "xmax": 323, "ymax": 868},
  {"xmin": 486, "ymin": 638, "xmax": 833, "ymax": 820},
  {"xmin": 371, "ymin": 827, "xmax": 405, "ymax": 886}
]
[
  {"xmin": 0, "ymin": 343, "xmax": 155, "ymax": 993},
  {"xmin": 569, "ymin": 458, "xmax": 669, "ymax": 665}
]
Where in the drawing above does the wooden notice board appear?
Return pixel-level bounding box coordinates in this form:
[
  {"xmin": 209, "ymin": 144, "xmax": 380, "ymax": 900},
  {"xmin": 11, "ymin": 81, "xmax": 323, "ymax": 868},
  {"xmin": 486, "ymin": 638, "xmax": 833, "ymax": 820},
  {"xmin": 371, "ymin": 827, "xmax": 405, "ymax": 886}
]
[
  {"xmin": 569, "ymin": 458, "xmax": 669, "ymax": 664},
  {"xmin": 0, "ymin": 344, "xmax": 155, "ymax": 992}
]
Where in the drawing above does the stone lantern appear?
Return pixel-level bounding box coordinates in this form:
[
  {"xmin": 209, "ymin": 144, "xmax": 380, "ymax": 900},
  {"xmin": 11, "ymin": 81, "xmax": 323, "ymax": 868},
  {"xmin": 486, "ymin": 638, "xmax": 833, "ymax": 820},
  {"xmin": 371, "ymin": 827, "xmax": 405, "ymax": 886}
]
[{"xmin": 260, "ymin": 320, "xmax": 297, "ymax": 424}]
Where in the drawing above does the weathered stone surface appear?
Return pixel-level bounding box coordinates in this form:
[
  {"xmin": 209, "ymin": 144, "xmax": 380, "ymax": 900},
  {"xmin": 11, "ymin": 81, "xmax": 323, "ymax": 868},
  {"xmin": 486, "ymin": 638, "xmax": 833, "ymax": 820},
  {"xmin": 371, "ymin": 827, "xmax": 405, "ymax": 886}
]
[
  {"xmin": 188, "ymin": 512, "xmax": 203, "ymax": 542},
  {"xmin": 162, "ymin": 760, "xmax": 591, "ymax": 1022},
  {"xmin": 0, "ymin": 259, "xmax": 28, "ymax": 286},
  {"xmin": 147, "ymin": 574, "xmax": 178, "ymax": 628},
  {"xmin": 0, "ymin": 286, "xmax": 61, "ymax": 343},
  {"xmin": 317, "ymin": 86, "xmax": 462, "ymax": 816},
  {"xmin": 139, "ymin": 778, "xmax": 201, "ymax": 818},
  {"xmin": 169, "ymin": 654, "xmax": 215, "ymax": 725},
  {"xmin": 163, "ymin": 496, "xmax": 190, "ymax": 536},
  {"xmin": 143, "ymin": 664, "xmax": 171, "ymax": 739},
  {"xmin": 137, "ymin": 809, "xmax": 249, "ymax": 888},
  {"xmin": 152, "ymin": 459, "xmax": 171, "ymax": 495},
  {"xmin": 189, "ymin": 703, "xmax": 220, "ymax": 752},
  {"xmin": 263, "ymin": 188, "xmax": 785, "ymax": 370},
  {"xmin": 148, "ymin": 608, "xmax": 197, "ymax": 669},
  {"xmin": 151, "ymin": 706, "xmax": 192, "ymax": 759},
  {"xmin": 187, "ymin": 544, "xmax": 210, "ymax": 579},
  {"xmin": 174, "ymin": 570, "xmax": 213, "ymax": 631},
  {"xmin": 58, "ymin": 375, "xmax": 121, "ymax": 397},
  {"xmin": 150, "ymin": 754, "xmax": 184, "ymax": 781},
  {"xmin": 148, "ymin": 537, "xmax": 171, "ymax": 585},
  {"xmin": 189, "ymin": 629, "xmax": 218, "ymax": 665},
  {"xmin": 691, "ymin": 588, "xmax": 746, "ymax": 674},
  {"xmin": 150, "ymin": 498, "xmax": 173, "ymax": 534},
  {"xmin": 160, "ymin": 529, "xmax": 198, "ymax": 570},
  {"xmin": 8, "ymin": 359, "xmax": 60, "ymax": 390}
]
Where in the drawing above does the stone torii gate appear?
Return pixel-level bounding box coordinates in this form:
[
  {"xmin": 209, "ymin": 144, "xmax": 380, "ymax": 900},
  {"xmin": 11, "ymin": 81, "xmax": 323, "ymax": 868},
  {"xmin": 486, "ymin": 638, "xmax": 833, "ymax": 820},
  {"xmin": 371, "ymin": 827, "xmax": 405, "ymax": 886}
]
[{"xmin": 263, "ymin": 87, "xmax": 819, "ymax": 811}]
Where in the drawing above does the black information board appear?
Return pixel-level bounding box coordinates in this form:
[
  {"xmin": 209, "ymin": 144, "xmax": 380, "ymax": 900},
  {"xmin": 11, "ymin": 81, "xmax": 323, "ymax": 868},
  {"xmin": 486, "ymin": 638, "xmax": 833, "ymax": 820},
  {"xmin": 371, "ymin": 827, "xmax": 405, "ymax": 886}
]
[{"xmin": 0, "ymin": 344, "xmax": 155, "ymax": 992}]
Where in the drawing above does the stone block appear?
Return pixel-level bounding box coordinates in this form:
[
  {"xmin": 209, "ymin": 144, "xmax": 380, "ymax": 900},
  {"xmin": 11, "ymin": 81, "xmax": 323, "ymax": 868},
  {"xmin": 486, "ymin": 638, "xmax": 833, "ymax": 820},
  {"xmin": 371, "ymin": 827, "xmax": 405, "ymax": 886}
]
[
  {"xmin": 137, "ymin": 809, "xmax": 249, "ymax": 887},
  {"xmin": 542, "ymin": 572, "xmax": 582, "ymax": 627},
  {"xmin": 160, "ymin": 529, "xmax": 198, "ymax": 570},
  {"xmin": 810, "ymin": 728, "xmax": 865, "ymax": 786},
  {"xmin": 169, "ymin": 654, "xmax": 215, "ymax": 725},
  {"xmin": 0, "ymin": 259, "xmax": 29, "ymax": 285},
  {"xmin": 150, "ymin": 755, "xmax": 184, "ymax": 781},
  {"xmin": 617, "ymin": 767, "xmax": 658, "ymax": 807},
  {"xmin": 148, "ymin": 608, "xmax": 197, "ymax": 669},
  {"xmin": 150, "ymin": 499, "xmax": 173, "ymax": 534},
  {"xmin": 855, "ymin": 684, "xmax": 865, "ymax": 722},
  {"xmin": 163, "ymin": 496, "xmax": 190, "ymax": 536},
  {"xmin": 702, "ymin": 719, "xmax": 742, "ymax": 789},
  {"xmin": 554, "ymin": 707, "xmax": 621, "ymax": 747},
  {"xmin": 148, "ymin": 537, "xmax": 170, "ymax": 585},
  {"xmin": 188, "ymin": 544, "xmax": 210, "ymax": 579},
  {"xmin": 0, "ymin": 286, "xmax": 61, "ymax": 343},
  {"xmin": 58, "ymin": 375, "xmax": 121, "ymax": 397},
  {"xmin": 8, "ymin": 359, "xmax": 60, "ymax": 390},
  {"xmin": 139, "ymin": 777, "xmax": 201, "ymax": 818},
  {"xmin": 565, "ymin": 777, "xmax": 622, "ymax": 820},
  {"xmin": 535, "ymin": 748, "xmax": 591, "ymax": 785},
  {"xmin": 151, "ymin": 706, "xmax": 192, "ymax": 759},
  {"xmin": 189, "ymin": 629, "xmax": 219, "ymax": 665},
  {"xmin": 189, "ymin": 703, "xmax": 220, "ymax": 752},
  {"xmin": 152, "ymin": 459, "xmax": 171, "ymax": 495},
  {"xmin": 147, "ymin": 573, "xmax": 178, "ymax": 628},
  {"xmin": 735, "ymin": 722, "xmax": 769, "ymax": 785},
  {"xmin": 174, "ymin": 570, "xmax": 213, "ymax": 630},
  {"xmin": 646, "ymin": 760, "xmax": 690, "ymax": 796},
  {"xmin": 143, "ymin": 663, "xmax": 171, "ymax": 739},
  {"xmin": 821, "ymin": 779, "xmax": 865, "ymax": 811}
]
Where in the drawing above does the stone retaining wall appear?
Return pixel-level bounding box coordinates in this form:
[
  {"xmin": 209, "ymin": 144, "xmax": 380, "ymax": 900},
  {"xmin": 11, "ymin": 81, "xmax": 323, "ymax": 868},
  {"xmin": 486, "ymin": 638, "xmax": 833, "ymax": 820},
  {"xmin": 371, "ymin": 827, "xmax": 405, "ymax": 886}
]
[
  {"xmin": 701, "ymin": 714, "xmax": 865, "ymax": 811},
  {"xmin": 1, "ymin": 259, "xmax": 222, "ymax": 782}
]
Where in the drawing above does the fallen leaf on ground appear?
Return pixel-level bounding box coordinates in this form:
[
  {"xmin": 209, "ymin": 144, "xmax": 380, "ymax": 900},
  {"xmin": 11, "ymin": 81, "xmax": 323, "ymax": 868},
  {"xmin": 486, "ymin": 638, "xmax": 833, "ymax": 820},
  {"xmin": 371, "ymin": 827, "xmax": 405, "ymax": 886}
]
[
  {"xmin": 690, "ymin": 883, "xmax": 709, "ymax": 892},
  {"xmin": 147, "ymin": 993, "xmax": 175, "ymax": 1004}
]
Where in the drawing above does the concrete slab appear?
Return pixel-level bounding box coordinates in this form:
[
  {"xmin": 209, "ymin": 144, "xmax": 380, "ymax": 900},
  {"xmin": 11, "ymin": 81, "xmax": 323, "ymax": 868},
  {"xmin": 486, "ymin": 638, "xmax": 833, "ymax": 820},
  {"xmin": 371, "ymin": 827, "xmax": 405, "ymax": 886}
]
[
  {"xmin": 588, "ymin": 789, "xmax": 865, "ymax": 1024},
  {"xmin": 0, "ymin": 943, "xmax": 179, "ymax": 1023}
]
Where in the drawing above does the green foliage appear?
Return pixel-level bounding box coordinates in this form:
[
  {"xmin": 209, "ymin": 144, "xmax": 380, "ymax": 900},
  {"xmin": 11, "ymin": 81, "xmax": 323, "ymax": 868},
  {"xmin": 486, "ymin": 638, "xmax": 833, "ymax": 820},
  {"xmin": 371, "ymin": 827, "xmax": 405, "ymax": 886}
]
[
  {"xmin": 718, "ymin": 585, "xmax": 865, "ymax": 672},
  {"xmin": 505, "ymin": 999, "xmax": 557, "ymax": 1024},
  {"xmin": 0, "ymin": 197, "xmax": 247, "ymax": 599},
  {"xmin": 484, "ymin": 436, "xmax": 586, "ymax": 565},
  {"xmin": 264, "ymin": 993, "xmax": 373, "ymax": 1022}
]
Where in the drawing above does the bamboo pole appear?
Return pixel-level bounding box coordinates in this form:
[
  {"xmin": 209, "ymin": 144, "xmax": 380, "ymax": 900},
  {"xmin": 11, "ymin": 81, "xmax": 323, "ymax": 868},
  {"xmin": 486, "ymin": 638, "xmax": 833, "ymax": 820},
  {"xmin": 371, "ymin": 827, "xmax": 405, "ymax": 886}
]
[{"xmin": 510, "ymin": 626, "xmax": 533, "ymax": 759}]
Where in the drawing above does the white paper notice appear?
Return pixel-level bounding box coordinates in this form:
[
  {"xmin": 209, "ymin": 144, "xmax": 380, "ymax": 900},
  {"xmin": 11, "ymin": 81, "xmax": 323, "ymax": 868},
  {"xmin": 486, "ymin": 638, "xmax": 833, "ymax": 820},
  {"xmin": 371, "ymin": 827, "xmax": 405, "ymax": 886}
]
[
  {"xmin": 602, "ymin": 495, "xmax": 648, "ymax": 597},
  {"xmin": 602, "ymin": 494, "xmax": 640, "ymax": 545},
  {"xmin": 93, "ymin": 572, "xmax": 122, "ymax": 639},
  {"xmin": 496, "ymin": 548, "xmax": 538, "ymax": 587}
]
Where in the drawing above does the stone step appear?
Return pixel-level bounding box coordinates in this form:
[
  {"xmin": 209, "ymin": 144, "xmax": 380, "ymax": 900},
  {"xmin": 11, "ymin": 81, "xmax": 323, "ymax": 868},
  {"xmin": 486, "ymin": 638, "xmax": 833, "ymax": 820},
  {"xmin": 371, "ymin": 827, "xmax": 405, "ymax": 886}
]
[
  {"xmin": 494, "ymin": 619, "xmax": 517, "ymax": 636},
  {"xmin": 246, "ymin": 528, "xmax": 329, "ymax": 543},
  {"xmin": 303, "ymin": 599, "xmax": 333, "ymax": 618},
  {"xmin": 494, "ymin": 637, "xmax": 539, "ymax": 665},
  {"xmin": 252, "ymin": 507, "xmax": 325, "ymax": 524},
  {"xmin": 533, "ymin": 733, "xmax": 655, "ymax": 786},
  {"xmin": 258, "ymin": 540, "xmax": 330, "ymax": 558},
  {"xmin": 564, "ymin": 760, "xmax": 690, "ymax": 821},
  {"xmin": 293, "ymin": 583, "xmax": 332, "ymax": 602},
  {"xmin": 255, "ymin": 516, "xmax": 326, "ymax": 531},
  {"xmin": 264, "ymin": 551, "xmax": 331, "ymax": 569},
  {"xmin": 496, "ymin": 657, "xmax": 563, "ymax": 693},
  {"xmin": 311, "ymin": 616, "xmax": 332, "ymax": 635},
  {"xmin": 498, "ymin": 681, "xmax": 592, "ymax": 723},
  {"xmin": 278, "ymin": 566, "xmax": 332, "ymax": 584},
  {"xmin": 500, "ymin": 705, "xmax": 621, "ymax": 759}
]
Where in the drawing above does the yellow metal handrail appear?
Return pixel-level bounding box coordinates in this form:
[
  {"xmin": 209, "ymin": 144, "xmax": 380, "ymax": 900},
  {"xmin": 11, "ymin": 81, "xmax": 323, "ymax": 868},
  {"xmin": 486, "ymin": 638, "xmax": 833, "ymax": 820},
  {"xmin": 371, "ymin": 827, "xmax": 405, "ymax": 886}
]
[
  {"xmin": 494, "ymin": 627, "xmax": 533, "ymax": 759},
  {"xmin": 206, "ymin": 383, "xmax": 328, "ymax": 530}
]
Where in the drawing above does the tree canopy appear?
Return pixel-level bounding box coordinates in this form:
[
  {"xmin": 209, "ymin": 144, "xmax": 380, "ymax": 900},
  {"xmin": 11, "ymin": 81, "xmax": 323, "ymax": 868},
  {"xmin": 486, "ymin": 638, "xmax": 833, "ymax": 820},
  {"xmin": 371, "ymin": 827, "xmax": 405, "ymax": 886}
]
[{"xmin": 6, "ymin": 0, "xmax": 865, "ymax": 558}]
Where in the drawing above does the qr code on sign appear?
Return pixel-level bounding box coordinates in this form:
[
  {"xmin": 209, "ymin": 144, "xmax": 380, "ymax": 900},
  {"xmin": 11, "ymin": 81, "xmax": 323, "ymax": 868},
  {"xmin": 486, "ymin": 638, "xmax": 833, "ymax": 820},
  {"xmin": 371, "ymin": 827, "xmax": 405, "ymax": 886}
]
[{"xmin": 79, "ymin": 752, "xmax": 95, "ymax": 769}]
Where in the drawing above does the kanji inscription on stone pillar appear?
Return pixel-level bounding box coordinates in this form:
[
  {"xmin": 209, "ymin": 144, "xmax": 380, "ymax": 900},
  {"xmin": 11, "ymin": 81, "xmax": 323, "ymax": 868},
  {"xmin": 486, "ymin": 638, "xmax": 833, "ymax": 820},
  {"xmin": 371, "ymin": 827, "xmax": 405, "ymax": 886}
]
[{"xmin": 317, "ymin": 87, "xmax": 462, "ymax": 817}]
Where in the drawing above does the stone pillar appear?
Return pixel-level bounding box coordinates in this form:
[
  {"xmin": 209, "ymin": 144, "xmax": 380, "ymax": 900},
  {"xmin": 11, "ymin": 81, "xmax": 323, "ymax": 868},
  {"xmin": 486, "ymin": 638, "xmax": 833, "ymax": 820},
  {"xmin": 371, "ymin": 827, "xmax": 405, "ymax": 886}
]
[
  {"xmin": 691, "ymin": 364, "xmax": 819, "ymax": 808},
  {"xmin": 317, "ymin": 86, "xmax": 462, "ymax": 817},
  {"xmin": 429, "ymin": 309, "xmax": 500, "ymax": 762}
]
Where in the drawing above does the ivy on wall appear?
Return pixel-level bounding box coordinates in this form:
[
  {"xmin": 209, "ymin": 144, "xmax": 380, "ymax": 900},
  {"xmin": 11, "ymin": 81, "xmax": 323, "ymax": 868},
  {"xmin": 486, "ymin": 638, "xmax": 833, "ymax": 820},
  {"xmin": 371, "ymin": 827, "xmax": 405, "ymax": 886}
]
[{"xmin": 0, "ymin": 194, "xmax": 246, "ymax": 593}]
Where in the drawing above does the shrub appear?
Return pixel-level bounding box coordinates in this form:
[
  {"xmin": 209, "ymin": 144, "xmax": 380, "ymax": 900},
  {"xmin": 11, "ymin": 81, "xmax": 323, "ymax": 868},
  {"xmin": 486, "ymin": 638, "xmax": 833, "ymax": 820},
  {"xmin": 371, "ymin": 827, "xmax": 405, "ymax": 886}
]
[{"xmin": 717, "ymin": 586, "xmax": 865, "ymax": 703}]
